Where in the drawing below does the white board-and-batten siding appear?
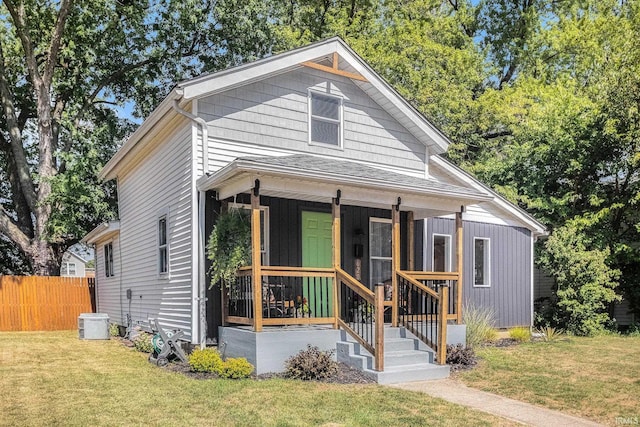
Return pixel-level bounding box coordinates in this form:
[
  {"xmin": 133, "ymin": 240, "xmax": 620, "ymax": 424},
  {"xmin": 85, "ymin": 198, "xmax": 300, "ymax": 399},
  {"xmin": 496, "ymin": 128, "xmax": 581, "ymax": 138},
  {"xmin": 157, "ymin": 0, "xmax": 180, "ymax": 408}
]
[
  {"xmin": 197, "ymin": 67, "xmax": 428, "ymax": 176},
  {"xmin": 116, "ymin": 116, "xmax": 194, "ymax": 338}
]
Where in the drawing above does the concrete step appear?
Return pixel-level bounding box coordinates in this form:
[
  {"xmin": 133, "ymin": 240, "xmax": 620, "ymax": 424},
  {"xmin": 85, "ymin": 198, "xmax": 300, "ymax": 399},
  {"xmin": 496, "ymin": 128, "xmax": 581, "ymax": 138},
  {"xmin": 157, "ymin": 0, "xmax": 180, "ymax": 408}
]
[{"xmin": 365, "ymin": 363, "xmax": 450, "ymax": 385}]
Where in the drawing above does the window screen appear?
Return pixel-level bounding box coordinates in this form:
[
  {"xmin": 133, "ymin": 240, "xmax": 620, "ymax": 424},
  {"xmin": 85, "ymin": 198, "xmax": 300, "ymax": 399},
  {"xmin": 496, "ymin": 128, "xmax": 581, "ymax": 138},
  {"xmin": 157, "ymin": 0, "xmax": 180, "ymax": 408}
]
[{"xmin": 310, "ymin": 92, "xmax": 342, "ymax": 146}]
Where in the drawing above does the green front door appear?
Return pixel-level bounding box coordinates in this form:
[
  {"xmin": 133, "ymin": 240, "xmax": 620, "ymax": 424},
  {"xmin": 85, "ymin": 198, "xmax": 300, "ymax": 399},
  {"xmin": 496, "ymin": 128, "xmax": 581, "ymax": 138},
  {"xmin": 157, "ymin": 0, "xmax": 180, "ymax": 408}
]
[{"xmin": 301, "ymin": 211, "xmax": 333, "ymax": 317}]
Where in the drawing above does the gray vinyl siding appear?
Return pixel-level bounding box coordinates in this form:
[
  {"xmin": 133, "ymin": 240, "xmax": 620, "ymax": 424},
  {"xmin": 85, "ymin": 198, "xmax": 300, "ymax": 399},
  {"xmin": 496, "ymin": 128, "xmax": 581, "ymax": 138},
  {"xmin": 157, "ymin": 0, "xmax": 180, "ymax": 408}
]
[
  {"xmin": 116, "ymin": 119, "xmax": 194, "ymax": 337},
  {"xmin": 198, "ymin": 67, "xmax": 426, "ymax": 173},
  {"xmin": 426, "ymin": 218, "xmax": 532, "ymax": 328},
  {"xmin": 96, "ymin": 236, "xmax": 122, "ymax": 324}
]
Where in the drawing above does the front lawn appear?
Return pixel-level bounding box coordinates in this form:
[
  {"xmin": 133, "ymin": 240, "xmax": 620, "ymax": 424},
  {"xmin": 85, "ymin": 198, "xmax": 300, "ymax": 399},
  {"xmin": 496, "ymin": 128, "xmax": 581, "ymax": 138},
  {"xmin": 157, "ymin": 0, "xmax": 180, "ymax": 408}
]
[
  {"xmin": 458, "ymin": 334, "xmax": 640, "ymax": 425},
  {"xmin": 0, "ymin": 331, "xmax": 514, "ymax": 426}
]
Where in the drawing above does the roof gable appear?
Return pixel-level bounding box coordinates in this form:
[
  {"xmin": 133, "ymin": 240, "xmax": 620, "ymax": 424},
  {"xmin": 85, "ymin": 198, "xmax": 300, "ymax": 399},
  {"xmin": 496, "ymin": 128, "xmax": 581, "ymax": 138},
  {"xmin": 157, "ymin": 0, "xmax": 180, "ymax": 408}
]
[{"xmin": 177, "ymin": 37, "xmax": 450, "ymax": 154}]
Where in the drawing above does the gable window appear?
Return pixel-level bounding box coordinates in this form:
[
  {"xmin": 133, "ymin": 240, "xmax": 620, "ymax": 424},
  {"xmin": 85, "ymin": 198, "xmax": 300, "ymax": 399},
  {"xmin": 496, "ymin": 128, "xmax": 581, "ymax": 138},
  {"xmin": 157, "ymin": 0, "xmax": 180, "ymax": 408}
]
[
  {"xmin": 309, "ymin": 91, "xmax": 343, "ymax": 147},
  {"xmin": 432, "ymin": 234, "xmax": 451, "ymax": 272},
  {"xmin": 158, "ymin": 215, "xmax": 168, "ymax": 275},
  {"xmin": 104, "ymin": 243, "xmax": 114, "ymax": 278},
  {"xmin": 473, "ymin": 237, "xmax": 490, "ymax": 287},
  {"xmin": 370, "ymin": 218, "xmax": 392, "ymax": 286}
]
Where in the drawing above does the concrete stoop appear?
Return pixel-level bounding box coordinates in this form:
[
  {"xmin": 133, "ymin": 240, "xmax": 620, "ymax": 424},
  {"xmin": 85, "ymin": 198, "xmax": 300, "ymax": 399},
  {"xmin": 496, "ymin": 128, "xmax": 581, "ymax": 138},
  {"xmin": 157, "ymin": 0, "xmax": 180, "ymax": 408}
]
[{"xmin": 336, "ymin": 326, "xmax": 450, "ymax": 384}]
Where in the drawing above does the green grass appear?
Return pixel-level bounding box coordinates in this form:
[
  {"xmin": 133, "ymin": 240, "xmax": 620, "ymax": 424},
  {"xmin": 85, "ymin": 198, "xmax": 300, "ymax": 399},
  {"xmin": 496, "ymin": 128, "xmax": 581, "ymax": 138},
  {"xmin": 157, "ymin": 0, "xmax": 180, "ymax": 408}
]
[
  {"xmin": 0, "ymin": 331, "xmax": 514, "ymax": 427},
  {"xmin": 458, "ymin": 335, "xmax": 640, "ymax": 425}
]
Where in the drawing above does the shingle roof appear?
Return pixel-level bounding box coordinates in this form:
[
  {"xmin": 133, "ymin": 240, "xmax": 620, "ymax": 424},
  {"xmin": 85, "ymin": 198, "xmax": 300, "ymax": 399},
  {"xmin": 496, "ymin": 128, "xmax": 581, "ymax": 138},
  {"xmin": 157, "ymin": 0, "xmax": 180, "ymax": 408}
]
[{"xmin": 236, "ymin": 154, "xmax": 486, "ymax": 198}]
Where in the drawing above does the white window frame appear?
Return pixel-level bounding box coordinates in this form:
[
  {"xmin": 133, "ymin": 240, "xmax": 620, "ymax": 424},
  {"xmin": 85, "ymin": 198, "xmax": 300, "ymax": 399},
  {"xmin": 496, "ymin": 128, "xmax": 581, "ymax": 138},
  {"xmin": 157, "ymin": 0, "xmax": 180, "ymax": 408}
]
[
  {"xmin": 473, "ymin": 237, "xmax": 491, "ymax": 287},
  {"xmin": 157, "ymin": 209, "xmax": 170, "ymax": 278},
  {"xmin": 308, "ymin": 89, "xmax": 344, "ymax": 149},
  {"xmin": 66, "ymin": 262, "xmax": 77, "ymax": 276},
  {"xmin": 369, "ymin": 217, "xmax": 392, "ymax": 286},
  {"xmin": 230, "ymin": 203, "xmax": 270, "ymax": 266},
  {"xmin": 104, "ymin": 242, "xmax": 114, "ymax": 278},
  {"xmin": 432, "ymin": 234, "xmax": 452, "ymax": 272}
]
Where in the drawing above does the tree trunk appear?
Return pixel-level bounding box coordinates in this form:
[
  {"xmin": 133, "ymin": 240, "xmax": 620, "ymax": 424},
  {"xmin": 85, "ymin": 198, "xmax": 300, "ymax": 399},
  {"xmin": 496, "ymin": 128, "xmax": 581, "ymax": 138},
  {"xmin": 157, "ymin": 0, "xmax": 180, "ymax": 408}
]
[{"xmin": 30, "ymin": 241, "xmax": 61, "ymax": 276}]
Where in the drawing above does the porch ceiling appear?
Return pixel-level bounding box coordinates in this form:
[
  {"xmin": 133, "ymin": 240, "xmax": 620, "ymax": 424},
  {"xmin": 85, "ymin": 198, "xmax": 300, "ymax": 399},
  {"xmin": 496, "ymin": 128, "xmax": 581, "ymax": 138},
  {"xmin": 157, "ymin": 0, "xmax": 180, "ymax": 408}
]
[{"xmin": 196, "ymin": 155, "xmax": 492, "ymax": 218}]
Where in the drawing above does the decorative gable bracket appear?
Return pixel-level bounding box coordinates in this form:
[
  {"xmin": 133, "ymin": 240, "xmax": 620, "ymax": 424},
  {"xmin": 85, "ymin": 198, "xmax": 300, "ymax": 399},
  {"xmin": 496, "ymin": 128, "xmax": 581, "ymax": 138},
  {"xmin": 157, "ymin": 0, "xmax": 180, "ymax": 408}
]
[{"xmin": 301, "ymin": 52, "xmax": 368, "ymax": 82}]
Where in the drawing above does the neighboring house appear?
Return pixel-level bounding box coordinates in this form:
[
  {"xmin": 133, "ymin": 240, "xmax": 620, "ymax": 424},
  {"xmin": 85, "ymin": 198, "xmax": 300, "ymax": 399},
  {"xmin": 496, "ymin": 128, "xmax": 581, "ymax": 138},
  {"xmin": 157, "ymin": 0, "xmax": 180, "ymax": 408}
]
[
  {"xmin": 83, "ymin": 38, "xmax": 546, "ymax": 381},
  {"xmin": 60, "ymin": 250, "xmax": 90, "ymax": 277}
]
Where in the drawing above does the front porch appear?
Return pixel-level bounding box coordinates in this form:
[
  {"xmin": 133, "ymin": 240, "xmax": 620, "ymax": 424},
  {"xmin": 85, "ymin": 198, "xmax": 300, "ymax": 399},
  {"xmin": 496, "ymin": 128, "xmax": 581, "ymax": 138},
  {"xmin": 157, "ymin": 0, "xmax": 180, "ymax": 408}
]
[{"xmin": 198, "ymin": 155, "xmax": 490, "ymax": 377}]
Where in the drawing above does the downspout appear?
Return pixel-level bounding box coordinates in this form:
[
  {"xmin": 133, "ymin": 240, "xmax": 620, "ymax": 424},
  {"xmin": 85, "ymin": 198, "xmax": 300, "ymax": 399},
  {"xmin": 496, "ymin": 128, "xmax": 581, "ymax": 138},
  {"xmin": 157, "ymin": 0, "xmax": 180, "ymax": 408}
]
[
  {"xmin": 172, "ymin": 97, "xmax": 209, "ymax": 347},
  {"xmin": 530, "ymin": 233, "xmax": 536, "ymax": 331}
]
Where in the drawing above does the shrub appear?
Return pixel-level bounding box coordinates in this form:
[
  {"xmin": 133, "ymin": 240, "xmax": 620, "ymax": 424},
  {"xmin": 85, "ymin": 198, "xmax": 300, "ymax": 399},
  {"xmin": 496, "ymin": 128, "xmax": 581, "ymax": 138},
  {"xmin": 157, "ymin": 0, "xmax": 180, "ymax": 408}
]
[
  {"xmin": 108, "ymin": 323, "xmax": 120, "ymax": 337},
  {"xmin": 509, "ymin": 327, "xmax": 531, "ymax": 343},
  {"xmin": 284, "ymin": 345, "xmax": 338, "ymax": 380},
  {"xmin": 535, "ymin": 326, "xmax": 564, "ymax": 342},
  {"xmin": 446, "ymin": 344, "xmax": 477, "ymax": 370},
  {"xmin": 218, "ymin": 357, "xmax": 254, "ymax": 379},
  {"xmin": 132, "ymin": 331, "xmax": 154, "ymax": 353},
  {"xmin": 539, "ymin": 222, "xmax": 621, "ymax": 336},
  {"xmin": 463, "ymin": 303, "xmax": 498, "ymax": 347},
  {"xmin": 189, "ymin": 348, "xmax": 223, "ymax": 373}
]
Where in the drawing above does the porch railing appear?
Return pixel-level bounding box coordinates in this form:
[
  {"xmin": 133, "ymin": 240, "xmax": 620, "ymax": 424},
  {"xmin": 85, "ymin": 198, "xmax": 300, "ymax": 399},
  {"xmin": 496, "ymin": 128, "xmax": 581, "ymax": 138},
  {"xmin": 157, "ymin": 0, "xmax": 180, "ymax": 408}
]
[
  {"xmin": 397, "ymin": 271, "xmax": 449, "ymax": 363},
  {"xmin": 401, "ymin": 271, "xmax": 458, "ymax": 322},
  {"xmin": 223, "ymin": 266, "xmax": 337, "ymax": 327},
  {"xmin": 336, "ymin": 267, "xmax": 385, "ymax": 371}
]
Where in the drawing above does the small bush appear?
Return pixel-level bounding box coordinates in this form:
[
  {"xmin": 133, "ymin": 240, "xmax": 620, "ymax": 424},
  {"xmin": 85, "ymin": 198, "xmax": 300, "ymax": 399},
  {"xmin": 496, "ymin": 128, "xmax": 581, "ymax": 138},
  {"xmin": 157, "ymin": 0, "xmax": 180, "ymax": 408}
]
[
  {"xmin": 132, "ymin": 332, "xmax": 154, "ymax": 353},
  {"xmin": 218, "ymin": 357, "xmax": 254, "ymax": 379},
  {"xmin": 535, "ymin": 326, "xmax": 564, "ymax": 342},
  {"xmin": 285, "ymin": 345, "xmax": 338, "ymax": 380},
  {"xmin": 509, "ymin": 327, "xmax": 531, "ymax": 343},
  {"xmin": 463, "ymin": 303, "xmax": 498, "ymax": 347},
  {"xmin": 446, "ymin": 344, "xmax": 477, "ymax": 370},
  {"xmin": 108, "ymin": 323, "xmax": 120, "ymax": 337},
  {"xmin": 189, "ymin": 348, "xmax": 223, "ymax": 373}
]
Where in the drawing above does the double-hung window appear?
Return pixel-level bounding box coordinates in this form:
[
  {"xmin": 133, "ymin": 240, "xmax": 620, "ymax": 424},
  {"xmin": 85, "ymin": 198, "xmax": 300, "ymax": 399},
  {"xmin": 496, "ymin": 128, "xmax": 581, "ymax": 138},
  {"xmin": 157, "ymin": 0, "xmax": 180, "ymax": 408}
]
[
  {"xmin": 158, "ymin": 215, "xmax": 168, "ymax": 275},
  {"xmin": 309, "ymin": 91, "xmax": 343, "ymax": 147},
  {"xmin": 104, "ymin": 243, "xmax": 114, "ymax": 278},
  {"xmin": 61, "ymin": 262, "xmax": 76, "ymax": 276},
  {"xmin": 473, "ymin": 237, "xmax": 490, "ymax": 287},
  {"xmin": 369, "ymin": 218, "xmax": 392, "ymax": 286}
]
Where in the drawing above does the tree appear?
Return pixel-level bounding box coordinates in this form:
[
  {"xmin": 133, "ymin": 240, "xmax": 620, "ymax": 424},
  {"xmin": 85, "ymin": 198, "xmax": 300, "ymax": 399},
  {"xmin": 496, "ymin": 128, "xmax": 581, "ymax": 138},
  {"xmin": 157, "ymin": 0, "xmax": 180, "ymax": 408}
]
[{"xmin": 0, "ymin": 0, "xmax": 278, "ymax": 275}]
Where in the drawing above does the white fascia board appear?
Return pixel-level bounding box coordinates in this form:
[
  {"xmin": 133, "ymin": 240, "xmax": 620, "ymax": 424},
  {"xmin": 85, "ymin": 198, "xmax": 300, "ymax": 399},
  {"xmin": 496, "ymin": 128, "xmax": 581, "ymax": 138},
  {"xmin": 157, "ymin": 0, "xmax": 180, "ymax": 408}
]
[
  {"xmin": 197, "ymin": 159, "xmax": 492, "ymax": 204},
  {"xmin": 82, "ymin": 221, "xmax": 120, "ymax": 245},
  {"xmin": 430, "ymin": 156, "xmax": 548, "ymax": 235},
  {"xmin": 100, "ymin": 89, "xmax": 182, "ymax": 181}
]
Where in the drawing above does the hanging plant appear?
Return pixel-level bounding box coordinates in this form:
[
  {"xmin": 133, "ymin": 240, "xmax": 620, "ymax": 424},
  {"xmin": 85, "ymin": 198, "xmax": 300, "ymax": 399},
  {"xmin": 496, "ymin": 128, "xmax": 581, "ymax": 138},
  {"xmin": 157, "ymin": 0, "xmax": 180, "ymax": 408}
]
[{"xmin": 207, "ymin": 208, "xmax": 251, "ymax": 288}]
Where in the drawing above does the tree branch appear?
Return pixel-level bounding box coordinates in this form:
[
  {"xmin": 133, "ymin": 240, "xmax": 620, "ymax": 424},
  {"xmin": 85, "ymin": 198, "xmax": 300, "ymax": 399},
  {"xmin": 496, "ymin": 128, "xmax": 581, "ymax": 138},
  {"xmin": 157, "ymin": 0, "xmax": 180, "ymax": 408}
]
[
  {"xmin": 0, "ymin": 40, "xmax": 38, "ymax": 213},
  {"xmin": 3, "ymin": 0, "xmax": 44, "ymax": 89},
  {"xmin": 73, "ymin": 58, "xmax": 154, "ymax": 127},
  {"xmin": 43, "ymin": 0, "xmax": 74, "ymax": 84},
  {"xmin": 0, "ymin": 205, "xmax": 31, "ymax": 255}
]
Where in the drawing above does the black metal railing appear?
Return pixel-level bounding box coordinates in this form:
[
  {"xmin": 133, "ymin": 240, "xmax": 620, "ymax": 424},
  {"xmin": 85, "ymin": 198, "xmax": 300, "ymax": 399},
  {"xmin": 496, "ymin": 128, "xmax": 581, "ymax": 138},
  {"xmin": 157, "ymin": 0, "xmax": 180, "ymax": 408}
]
[
  {"xmin": 397, "ymin": 272, "xmax": 441, "ymax": 352},
  {"xmin": 261, "ymin": 273, "xmax": 334, "ymax": 319},
  {"xmin": 227, "ymin": 273, "xmax": 253, "ymax": 319}
]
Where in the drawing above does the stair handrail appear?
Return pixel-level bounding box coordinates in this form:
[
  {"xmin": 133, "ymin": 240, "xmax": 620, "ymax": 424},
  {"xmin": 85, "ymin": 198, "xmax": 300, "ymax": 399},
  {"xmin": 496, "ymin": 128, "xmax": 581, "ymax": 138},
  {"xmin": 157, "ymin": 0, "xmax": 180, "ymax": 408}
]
[{"xmin": 336, "ymin": 267, "xmax": 385, "ymax": 371}]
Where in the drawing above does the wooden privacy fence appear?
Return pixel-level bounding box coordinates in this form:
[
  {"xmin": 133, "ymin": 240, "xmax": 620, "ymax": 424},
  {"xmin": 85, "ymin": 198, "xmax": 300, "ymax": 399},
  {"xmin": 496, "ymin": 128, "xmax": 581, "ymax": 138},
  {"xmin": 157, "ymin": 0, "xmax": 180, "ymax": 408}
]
[{"xmin": 0, "ymin": 276, "xmax": 96, "ymax": 332}]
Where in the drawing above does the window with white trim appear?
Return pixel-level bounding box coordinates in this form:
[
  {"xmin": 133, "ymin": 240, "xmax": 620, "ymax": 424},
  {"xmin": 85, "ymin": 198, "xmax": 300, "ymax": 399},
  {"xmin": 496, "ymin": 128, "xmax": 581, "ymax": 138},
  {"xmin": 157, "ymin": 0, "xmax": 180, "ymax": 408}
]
[
  {"xmin": 104, "ymin": 243, "xmax": 114, "ymax": 278},
  {"xmin": 61, "ymin": 262, "xmax": 77, "ymax": 276},
  {"xmin": 432, "ymin": 234, "xmax": 451, "ymax": 272},
  {"xmin": 309, "ymin": 91, "xmax": 343, "ymax": 147},
  {"xmin": 158, "ymin": 215, "xmax": 168, "ymax": 275},
  {"xmin": 473, "ymin": 237, "xmax": 490, "ymax": 287},
  {"xmin": 369, "ymin": 218, "xmax": 392, "ymax": 286}
]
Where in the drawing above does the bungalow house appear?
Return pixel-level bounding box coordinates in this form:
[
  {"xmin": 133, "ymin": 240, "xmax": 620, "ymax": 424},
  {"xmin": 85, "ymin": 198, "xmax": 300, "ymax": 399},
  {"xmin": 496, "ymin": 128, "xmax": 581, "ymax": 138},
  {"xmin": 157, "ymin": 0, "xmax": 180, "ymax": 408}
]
[{"xmin": 83, "ymin": 37, "xmax": 545, "ymax": 383}]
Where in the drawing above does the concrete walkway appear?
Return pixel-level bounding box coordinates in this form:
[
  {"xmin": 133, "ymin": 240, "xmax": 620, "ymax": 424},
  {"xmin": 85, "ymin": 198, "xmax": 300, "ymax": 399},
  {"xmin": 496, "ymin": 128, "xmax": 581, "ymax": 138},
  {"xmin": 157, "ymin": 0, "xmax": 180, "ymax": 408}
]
[{"xmin": 390, "ymin": 379, "xmax": 603, "ymax": 427}]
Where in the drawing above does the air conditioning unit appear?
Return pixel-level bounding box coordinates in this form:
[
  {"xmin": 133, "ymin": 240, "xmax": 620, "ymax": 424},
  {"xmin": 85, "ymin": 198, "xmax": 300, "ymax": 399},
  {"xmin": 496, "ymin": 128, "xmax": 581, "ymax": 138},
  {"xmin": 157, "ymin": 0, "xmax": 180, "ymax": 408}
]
[{"xmin": 78, "ymin": 313, "xmax": 110, "ymax": 340}]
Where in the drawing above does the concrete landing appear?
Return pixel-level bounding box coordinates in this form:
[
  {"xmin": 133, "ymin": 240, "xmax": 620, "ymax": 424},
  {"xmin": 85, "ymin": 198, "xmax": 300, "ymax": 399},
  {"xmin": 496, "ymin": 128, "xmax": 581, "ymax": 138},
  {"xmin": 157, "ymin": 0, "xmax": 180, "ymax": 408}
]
[{"xmin": 390, "ymin": 379, "xmax": 603, "ymax": 427}]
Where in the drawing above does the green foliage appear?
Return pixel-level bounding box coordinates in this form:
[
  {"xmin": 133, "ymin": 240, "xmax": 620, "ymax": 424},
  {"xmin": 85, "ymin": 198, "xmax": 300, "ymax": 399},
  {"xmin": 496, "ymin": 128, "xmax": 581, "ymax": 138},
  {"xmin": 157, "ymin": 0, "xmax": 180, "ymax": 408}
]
[
  {"xmin": 108, "ymin": 323, "xmax": 120, "ymax": 338},
  {"xmin": 446, "ymin": 344, "xmax": 477, "ymax": 370},
  {"xmin": 284, "ymin": 345, "xmax": 338, "ymax": 381},
  {"xmin": 218, "ymin": 357, "xmax": 254, "ymax": 379},
  {"xmin": 132, "ymin": 332, "xmax": 154, "ymax": 354},
  {"xmin": 535, "ymin": 326, "xmax": 564, "ymax": 342},
  {"xmin": 206, "ymin": 209, "xmax": 251, "ymax": 288},
  {"xmin": 509, "ymin": 327, "xmax": 531, "ymax": 343},
  {"xmin": 188, "ymin": 348, "xmax": 224, "ymax": 373},
  {"xmin": 539, "ymin": 222, "xmax": 621, "ymax": 336},
  {"xmin": 463, "ymin": 303, "xmax": 498, "ymax": 347}
]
